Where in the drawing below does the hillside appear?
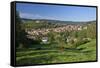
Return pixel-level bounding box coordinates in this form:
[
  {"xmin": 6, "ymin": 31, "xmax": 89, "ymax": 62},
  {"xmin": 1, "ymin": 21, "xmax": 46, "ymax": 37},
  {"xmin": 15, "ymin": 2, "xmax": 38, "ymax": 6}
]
[
  {"xmin": 21, "ymin": 18, "xmax": 96, "ymax": 25},
  {"xmin": 16, "ymin": 39, "xmax": 96, "ymax": 65}
]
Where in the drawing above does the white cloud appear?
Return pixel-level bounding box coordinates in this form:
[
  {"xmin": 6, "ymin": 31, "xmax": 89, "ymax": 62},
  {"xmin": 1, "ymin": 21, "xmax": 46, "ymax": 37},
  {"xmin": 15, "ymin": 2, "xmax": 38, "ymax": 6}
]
[
  {"xmin": 19, "ymin": 12, "xmax": 42, "ymax": 19},
  {"xmin": 19, "ymin": 12, "xmax": 58, "ymax": 20}
]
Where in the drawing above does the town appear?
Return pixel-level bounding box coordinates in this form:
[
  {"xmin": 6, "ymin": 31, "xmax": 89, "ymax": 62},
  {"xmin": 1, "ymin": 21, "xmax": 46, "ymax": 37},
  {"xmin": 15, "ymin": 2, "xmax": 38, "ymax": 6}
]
[{"xmin": 25, "ymin": 24, "xmax": 87, "ymax": 39}]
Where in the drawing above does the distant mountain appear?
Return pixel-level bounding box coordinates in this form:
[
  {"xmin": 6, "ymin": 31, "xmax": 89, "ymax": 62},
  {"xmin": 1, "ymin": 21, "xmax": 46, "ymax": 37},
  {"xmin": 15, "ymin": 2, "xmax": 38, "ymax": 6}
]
[{"xmin": 21, "ymin": 18, "xmax": 96, "ymax": 25}]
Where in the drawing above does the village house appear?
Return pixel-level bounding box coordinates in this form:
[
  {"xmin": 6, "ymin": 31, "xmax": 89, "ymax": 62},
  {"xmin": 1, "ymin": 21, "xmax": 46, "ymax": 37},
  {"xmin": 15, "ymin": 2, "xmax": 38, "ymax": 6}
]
[
  {"xmin": 25, "ymin": 24, "xmax": 85, "ymax": 40},
  {"xmin": 42, "ymin": 37, "xmax": 48, "ymax": 44}
]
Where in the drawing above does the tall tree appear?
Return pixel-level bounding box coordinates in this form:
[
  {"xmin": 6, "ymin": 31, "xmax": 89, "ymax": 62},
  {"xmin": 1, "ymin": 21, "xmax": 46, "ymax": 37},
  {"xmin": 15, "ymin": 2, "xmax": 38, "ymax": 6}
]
[{"xmin": 16, "ymin": 11, "xmax": 27, "ymax": 48}]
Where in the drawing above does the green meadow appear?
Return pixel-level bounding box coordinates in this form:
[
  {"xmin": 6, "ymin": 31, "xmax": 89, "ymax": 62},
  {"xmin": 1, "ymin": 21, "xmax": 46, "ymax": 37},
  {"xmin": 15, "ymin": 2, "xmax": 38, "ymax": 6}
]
[{"xmin": 16, "ymin": 39, "xmax": 96, "ymax": 65}]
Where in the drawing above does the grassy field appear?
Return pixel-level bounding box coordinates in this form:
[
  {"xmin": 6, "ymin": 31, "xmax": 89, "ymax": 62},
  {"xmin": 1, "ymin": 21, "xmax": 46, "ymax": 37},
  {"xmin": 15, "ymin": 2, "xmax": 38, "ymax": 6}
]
[{"xmin": 16, "ymin": 39, "xmax": 96, "ymax": 65}]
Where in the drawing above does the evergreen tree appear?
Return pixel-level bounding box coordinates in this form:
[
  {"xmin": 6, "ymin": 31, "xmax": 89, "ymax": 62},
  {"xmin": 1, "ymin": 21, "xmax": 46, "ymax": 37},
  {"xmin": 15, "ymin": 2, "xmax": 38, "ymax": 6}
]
[{"xmin": 16, "ymin": 11, "xmax": 27, "ymax": 48}]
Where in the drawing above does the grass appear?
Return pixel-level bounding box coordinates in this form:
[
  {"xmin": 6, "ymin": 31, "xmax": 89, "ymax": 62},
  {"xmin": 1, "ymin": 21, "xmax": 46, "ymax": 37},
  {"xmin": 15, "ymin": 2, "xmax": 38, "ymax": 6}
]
[{"xmin": 16, "ymin": 39, "xmax": 96, "ymax": 65}]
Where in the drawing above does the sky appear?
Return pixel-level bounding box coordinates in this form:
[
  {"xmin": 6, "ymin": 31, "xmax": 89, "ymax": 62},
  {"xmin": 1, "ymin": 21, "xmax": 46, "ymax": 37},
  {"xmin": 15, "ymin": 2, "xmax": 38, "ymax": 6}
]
[{"xmin": 16, "ymin": 3, "xmax": 96, "ymax": 22}]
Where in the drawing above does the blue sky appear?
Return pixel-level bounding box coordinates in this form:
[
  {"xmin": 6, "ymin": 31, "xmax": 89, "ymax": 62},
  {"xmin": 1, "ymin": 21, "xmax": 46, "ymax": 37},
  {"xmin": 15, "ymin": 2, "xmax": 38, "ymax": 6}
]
[{"xmin": 16, "ymin": 3, "xmax": 96, "ymax": 22}]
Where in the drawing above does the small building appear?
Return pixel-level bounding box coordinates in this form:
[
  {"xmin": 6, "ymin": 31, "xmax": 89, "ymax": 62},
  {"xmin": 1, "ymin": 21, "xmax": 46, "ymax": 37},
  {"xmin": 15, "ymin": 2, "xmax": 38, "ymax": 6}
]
[
  {"xmin": 36, "ymin": 20, "xmax": 40, "ymax": 23},
  {"xmin": 83, "ymin": 26, "xmax": 87, "ymax": 29},
  {"xmin": 42, "ymin": 37, "xmax": 48, "ymax": 43},
  {"xmin": 78, "ymin": 26, "xmax": 82, "ymax": 30}
]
